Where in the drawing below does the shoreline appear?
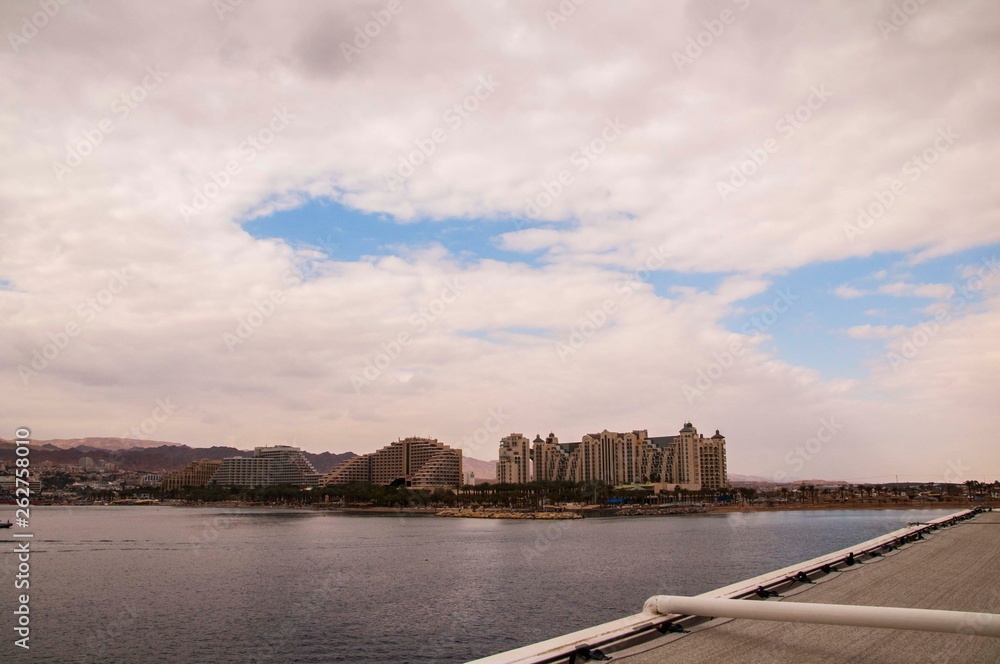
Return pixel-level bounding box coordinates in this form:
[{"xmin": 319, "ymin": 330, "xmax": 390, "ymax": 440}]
[
  {"xmin": 436, "ymin": 508, "xmax": 582, "ymax": 520},
  {"xmin": 27, "ymin": 501, "xmax": 985, "ymax": 517},
  {"xmin": 711, "ymin": 501, "xmax": 973, "ymax": 513}
]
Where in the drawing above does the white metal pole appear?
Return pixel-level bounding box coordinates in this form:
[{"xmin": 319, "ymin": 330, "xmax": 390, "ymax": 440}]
[{"xmin": 644, "ymin": 596, "xmax": 1000, "ymax": 638}]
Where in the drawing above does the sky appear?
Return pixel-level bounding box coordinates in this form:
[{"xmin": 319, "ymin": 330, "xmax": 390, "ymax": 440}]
[{"xmin": 1, "ymin": 0, "xmax": 998, "ymax": 482}]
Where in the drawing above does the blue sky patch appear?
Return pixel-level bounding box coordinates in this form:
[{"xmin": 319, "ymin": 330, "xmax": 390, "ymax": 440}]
[
  {"xmin": 244, "ymin": 198, "xmax": 549, "ymax": 265},
  {"xmin": 245, "ymin": 197, "xmax": 998, "ymax": 382},
  {"xmin": 723, "ymin": 244, "xmax": 1000, "ymax": 379}
]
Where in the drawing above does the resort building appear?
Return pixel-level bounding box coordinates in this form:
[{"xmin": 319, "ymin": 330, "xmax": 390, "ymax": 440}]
[
  {"xmin": 211, "ymin": 457, "xmax": 272, "ymax": 488},
  {"xmin": 498, "ymin": 423, "xmax": 727, "ymax": 491},
  {"xmin": 208, "ymin": 445, "xmax": 321, "ymax": 488},
  {"xmin": 321, "ymin": 437, "xmax": 462, "ymax": 489},
  {"xmin": 251, "ymin": 445, "xmax": 323, "ymax": 486},
  {"xmin": 161, "ymin": 459, "xmax": 222, "ymax": 491},
  {"xmin": 497, "ymin": 433, "xmax": 532, "ymax": 484}
]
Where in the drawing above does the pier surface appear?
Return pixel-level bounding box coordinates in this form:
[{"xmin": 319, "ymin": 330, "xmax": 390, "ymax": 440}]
[{"xmin": 617, "ymin": 509, "xmax": 1000, "ymax": 663}]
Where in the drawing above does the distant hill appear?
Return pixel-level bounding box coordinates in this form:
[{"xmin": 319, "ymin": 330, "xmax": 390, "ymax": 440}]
[
  {"xmin": 40, "ymin": 437, "xmax": 184, "ymax": 451},
  {"xmin": 463, "ymin": 456, "xmax": 496, "ymax": 481},
  {"xmin": 729, "ymin": 473, "xmax": 848, "ymax": 486},
  {"xmin": 0, "ymin": 436, "xmax": 498, "ymax": 478},
  {"xmin": 729, "ymin": 473, "xmax": 775, "ymax": 483},
  {"xmin": 0, "ymin": 439, "xmax": 355, "ymax": 474}
]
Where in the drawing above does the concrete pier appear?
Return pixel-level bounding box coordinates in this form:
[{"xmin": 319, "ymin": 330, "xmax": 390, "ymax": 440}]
[
  {"xmin": 618, "ymin": 510, "xmax": 1000, "ymax": 663},
  {"xmin": 471, "ymin": 508, "xmax": 1000, "ymax": 664}
]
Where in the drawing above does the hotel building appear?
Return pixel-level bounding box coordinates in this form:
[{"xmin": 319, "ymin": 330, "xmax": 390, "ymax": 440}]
[
  {"xmin": 321, "ymin": 436, "xmax": 462, "ymax": 489},
  {"xmin": 497, "ymin": 433, "xmax": 532, "ymax": 484},
  {"xmin": 499, "ymin": 423, "xmax": 727, "ymax": 491},
  {"xmin": 161, "ymin": 459, "xmax": 222, "ymax": 491},
  {"xmin": 208, "ymin": 445, "xmax": 321, "ymax": 488}
]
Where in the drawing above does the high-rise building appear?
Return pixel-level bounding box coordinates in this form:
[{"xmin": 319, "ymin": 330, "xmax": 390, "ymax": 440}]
[
  {"xmin": 321, "ymin": 437, "xmax": 462, "ymax": 488},
  {"xmin": 209, "ymin": 445, "xmax": 321, "ymax": 488},
  {"xmin": 498, "ymin": 423, "xmax": 727, "ymax": 491},
  {"xmin": 161, "ymin": 459, "xmax": 223, "ymax": 490},
  {"xmin": 251, "ymin": 445, "xmax": 322, "ymax": 486},
  {"xmin": 211, "ymin": 457, "xmax": 273, "ymax": 488},
  {"xmin": 699, "ymin": 430, "xmax": 728, "ymax": 491},
  {"xmin": 532, "ymin": 432, "xmax": 568, "ymax": 482},
  {"xmin": 497, "ymin": 433, "xmax": 531, "ymax": 484}
]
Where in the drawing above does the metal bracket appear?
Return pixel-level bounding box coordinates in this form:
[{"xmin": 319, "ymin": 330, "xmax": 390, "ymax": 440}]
[
  {"xmin": 568, "ymin": 645, "xmax": 611, "ymax": 662},
  {"xmin": 656, "ymin": 622, "xmax": 688, "ymax": 634}
]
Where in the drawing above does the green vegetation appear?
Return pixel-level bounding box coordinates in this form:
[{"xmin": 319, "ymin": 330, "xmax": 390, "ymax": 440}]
[{"xmin": 148, "ymin": 480, "xmax": 730, "ymax": 508}]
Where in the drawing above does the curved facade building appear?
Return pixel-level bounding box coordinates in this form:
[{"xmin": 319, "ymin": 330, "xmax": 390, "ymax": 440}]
[{"xmin": 321, "ymin": 436, "xmax": 462, "ymax": 489}]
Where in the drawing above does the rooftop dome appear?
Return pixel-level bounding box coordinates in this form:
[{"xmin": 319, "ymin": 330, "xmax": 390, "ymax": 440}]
[
  {"xmin": 712, "ymin": 429, "xmax": 725, "ymax": 439},
  {"xmin": 680, "ymin": 422, "xmax": 695, "ymax": 433},
  {"xmin": 533, "ymin": 434, "xmax": 544, "ymax": 443}
]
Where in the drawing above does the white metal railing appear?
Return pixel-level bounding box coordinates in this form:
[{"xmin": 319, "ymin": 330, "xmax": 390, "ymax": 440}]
[
  {"xmin": 644, "ymin": 595, "xmax": 1000, "ymax": 637},
  {"xmin": 466, "ymin": 508, "xmax": 982, "ymax": 664}
]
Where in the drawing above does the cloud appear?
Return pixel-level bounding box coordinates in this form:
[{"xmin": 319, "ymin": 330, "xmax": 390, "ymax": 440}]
[
  {"xmin": 1, "ymin": 0, "xmax": 998, "ymax": 480},
  {"xmin": 844, "ymin": 324, "xmax": 906, "ymax": 340},
  {"xmin": 877, "ymin": 282, "xmax": 955, "ymax": 299},
  {"xmin": 833, "ymin": 285, "xmax": 867, "ymax": 299}
]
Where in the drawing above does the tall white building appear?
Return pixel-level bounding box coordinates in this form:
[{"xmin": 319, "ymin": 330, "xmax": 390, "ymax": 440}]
[
  {"xmin": 497, "ymin": 433, "xmax": 531, "ymax": 484},
  {"xmin": 501, "ymin": 423, "xmax": 728, "ymax": 491},
  {"xmin": 210, "ymin": 445, "xmax": 321, "ymax": 488}
]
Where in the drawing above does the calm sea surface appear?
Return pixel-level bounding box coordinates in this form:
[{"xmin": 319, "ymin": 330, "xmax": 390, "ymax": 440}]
[{"xmin": 0, "ymin": 506, "xmax": 956, "ymax": 663}]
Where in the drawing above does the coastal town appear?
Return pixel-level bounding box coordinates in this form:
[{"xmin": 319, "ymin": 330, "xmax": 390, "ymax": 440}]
[{"xmin": 2, "ymin": 423, "xmax": 996, "ymax": 517}]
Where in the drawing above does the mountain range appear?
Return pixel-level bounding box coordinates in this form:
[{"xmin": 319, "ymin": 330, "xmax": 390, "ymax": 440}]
[{"xmin": 0, "ymin": 436, "xmax": 498, "ymax": 479}]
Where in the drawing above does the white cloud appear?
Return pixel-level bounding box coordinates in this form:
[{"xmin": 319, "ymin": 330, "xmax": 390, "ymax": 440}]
[
  {"xmin": 877, "ymin": 282, "xmax": 955, "ymax": 299},
  {"xmin": 1, "ymin": 1, "xmax": 998, "ymax": 480},
  {"xmin": 833, "ymin": 285, "xmax": 866, "ymax": 299},
  {"xmin": 844, "ymin": 324, "xmax": 906, "ymax": 340}
]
